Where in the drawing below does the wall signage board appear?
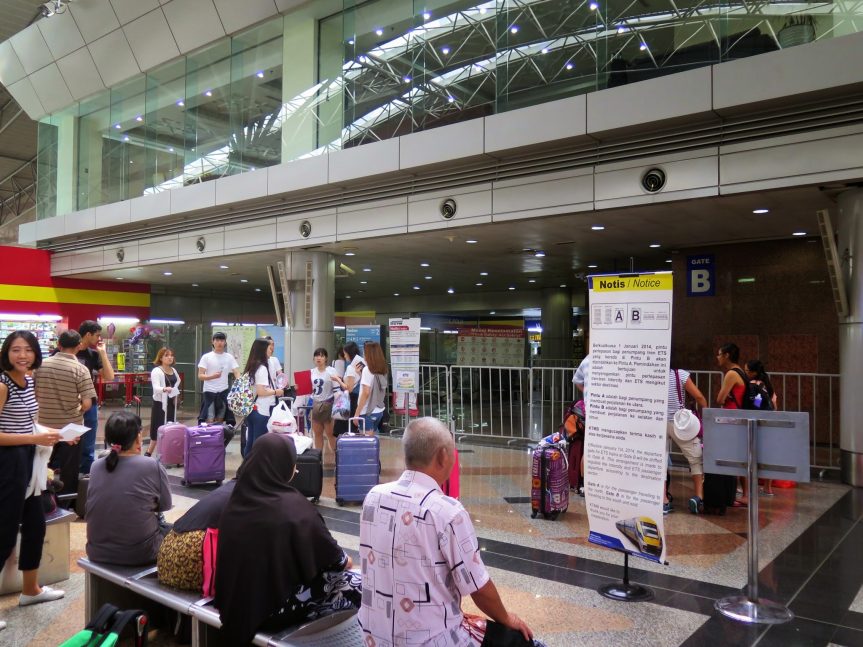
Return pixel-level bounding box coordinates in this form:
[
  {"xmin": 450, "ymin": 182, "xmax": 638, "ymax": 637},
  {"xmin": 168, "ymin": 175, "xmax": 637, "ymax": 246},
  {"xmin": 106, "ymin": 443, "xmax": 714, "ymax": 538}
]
[
  {"xmin": 687, "ymin": 254, "xmax": 715, "ymax": 296},
  {"xmin": 388, "ymin": 318, "xmax": 421, "ymax": 410},
  {"xmin": 346, "ymin": 325, "xmax": 381, "ymax": 346},
  {"xmin": 456, "ymin": 327, "xmax": 525, "ymax": 366},
  {"xmin": 585, "ymin": 272, "xmax": 673, "ymax": 564},
  {"xmin": 212, "ymin": 325, "xmax": 257, "ymax": 366}
]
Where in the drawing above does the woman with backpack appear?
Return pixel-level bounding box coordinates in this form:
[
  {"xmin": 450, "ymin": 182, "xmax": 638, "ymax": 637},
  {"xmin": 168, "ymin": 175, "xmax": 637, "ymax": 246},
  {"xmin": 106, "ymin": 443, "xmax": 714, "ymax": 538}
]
[
  {"xmin": 716, "ymin": 343, "xmax": 749, "ymax": 507},
  {"xmin": 745, "ymin": 359, "xmax": 779, "ymax": 496},
  {"xmin": 354, "ymin": 342, "xmax": 388, "ymax": 434},
  {"xmin": 243, "ymin": 339, "xmax": 287, "ymax": 455}
]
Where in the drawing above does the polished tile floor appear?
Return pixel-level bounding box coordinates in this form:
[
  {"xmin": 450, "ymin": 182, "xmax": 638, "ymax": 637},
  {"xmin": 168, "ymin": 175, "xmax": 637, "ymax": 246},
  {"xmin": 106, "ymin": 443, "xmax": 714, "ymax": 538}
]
[{"xmin": 1, "ymin": 405, "xmax": 861, "ymax": 646}]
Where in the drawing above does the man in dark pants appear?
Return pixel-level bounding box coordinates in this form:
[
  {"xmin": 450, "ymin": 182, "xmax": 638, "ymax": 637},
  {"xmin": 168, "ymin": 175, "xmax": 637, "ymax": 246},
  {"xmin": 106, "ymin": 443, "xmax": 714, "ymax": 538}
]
[
  {"xmin": 197, "ymin": 332, "xmax": 240, "ymax": 424},
  {"xmin": 76, "ymin": 320, "xmax": 114, "ymax": 475},
  {"xmin": 36, "ymin": 330, "xmax": 96, "ymax": 495}
]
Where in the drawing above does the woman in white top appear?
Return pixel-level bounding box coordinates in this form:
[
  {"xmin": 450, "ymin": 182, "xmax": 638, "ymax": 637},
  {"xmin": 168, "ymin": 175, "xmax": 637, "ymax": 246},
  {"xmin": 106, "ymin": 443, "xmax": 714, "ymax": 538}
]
[
  {"xmin": 332, "ymin": 346, "xmax": 346, "ymax": 378},
  {"xmin": 354, "ymin": 341, "xmax": 388, "ymax": 434},
  {"xmin": 264, "ymin": 336, "xmax": 284, "ymax": 386},
  {"xmin": 334, "ymin": 342, "xmax": 364, "ymax": 438},
  {"xmin": 310, "ymin": 348, "xmax": 346, "ymax": 462},
  {"xmin": 147, "ymin": 347, "xmax": 181, "ymax": 458},
  {"xmin": 243, "ymin": 339, "xmax": 286, "ymax": 455}
]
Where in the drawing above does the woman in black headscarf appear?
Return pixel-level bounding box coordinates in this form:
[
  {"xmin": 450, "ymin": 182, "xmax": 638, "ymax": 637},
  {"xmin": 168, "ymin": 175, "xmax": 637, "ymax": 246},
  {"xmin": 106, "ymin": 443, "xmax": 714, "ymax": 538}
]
[{"xmin": 215, "ymin": 433, "xmax": 361, "ymax": 644}]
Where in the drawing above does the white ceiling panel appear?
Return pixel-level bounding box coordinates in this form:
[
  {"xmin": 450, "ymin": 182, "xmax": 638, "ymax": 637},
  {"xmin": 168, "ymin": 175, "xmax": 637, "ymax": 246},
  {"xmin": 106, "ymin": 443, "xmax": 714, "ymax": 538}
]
[
  {"xmin": 36, "ymin": 9, "xmax": 85, "ymax": 60},
  {"xmin": 29, "ymin": 63, "xmax": 73, "ymax": 114},
  {"xmin": 57, "ymin": 47, "xmax": 106, "ymax": 100},
  {"xmin": 212, "ymin": 0, "xmax": 278, "ymax": 35},
  {"xmin": 88, "ymin": 29, "xmax": 140, "ymax": 87},
  {"xmin": 110, "ymin": 0, "xmax": 160, "ymax": 25},
  {"xmin": 69, "ymin": 0, "xmax": 121, "ymax": 43},
  {"xmin": 9, "ymin": 25, "xmax": 54, "ymax": 75},
  {"xmin": 7, "ymin": 76, "xmax": 45, "ymax": 120},
  {"xmin": 0, "ymin": 41, "xmax": 27, "ymax": 86},
  {"xmin": 162, "ymin": 0, "xmax": 226, "ymax": 54},
  {"xmin": 123, "ymin": 9, "xmax": 180, "ymax": 72}
]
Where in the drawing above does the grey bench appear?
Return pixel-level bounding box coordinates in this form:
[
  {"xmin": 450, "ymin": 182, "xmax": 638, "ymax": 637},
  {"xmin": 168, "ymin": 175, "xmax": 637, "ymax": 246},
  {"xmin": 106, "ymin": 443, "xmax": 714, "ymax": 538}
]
[{"xmin": 78, "ymin": 558, "xmax": 363, "ymax": 646}]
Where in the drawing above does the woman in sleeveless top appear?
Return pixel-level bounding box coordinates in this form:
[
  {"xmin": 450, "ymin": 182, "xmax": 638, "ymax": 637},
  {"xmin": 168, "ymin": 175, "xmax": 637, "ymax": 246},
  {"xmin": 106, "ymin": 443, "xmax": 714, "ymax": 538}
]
[
  {"xmin": 0, "ymin": 331, "xmax": 66, "ymax": 620},
  {"xmin": 716, "ymin": 342, "xmax": 748, "ymax": 505}
]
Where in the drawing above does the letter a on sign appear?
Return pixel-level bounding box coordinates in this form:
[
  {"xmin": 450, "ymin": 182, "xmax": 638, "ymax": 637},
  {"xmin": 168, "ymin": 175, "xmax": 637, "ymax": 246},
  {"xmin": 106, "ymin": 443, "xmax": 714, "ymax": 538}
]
[{"xmin": 687, "ymin": 255, "xmax": 715, "ymax": 296}]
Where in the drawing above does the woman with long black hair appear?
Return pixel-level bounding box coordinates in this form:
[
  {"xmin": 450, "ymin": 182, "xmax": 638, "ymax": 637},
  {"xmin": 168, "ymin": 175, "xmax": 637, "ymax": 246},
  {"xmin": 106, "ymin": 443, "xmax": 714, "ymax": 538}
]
[
  {"xmin": 0, "ymin": 331, "xmax": 66, "ymax": 623},
  {"xmin": 243, "ymin": 338, "xmax": 286, "ymax": 455}
]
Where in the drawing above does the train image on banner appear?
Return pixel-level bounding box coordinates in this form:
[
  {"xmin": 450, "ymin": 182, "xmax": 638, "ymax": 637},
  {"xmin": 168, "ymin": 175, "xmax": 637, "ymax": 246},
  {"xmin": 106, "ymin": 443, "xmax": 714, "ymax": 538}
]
[{"xmin": 615, "ymin": 516, "xmax": 663, "ymax": 559}]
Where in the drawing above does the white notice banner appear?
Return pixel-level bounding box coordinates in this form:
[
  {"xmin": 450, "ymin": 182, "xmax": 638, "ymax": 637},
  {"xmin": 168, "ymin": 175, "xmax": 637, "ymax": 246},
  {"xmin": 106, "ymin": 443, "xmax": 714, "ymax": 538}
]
[
  {"xmin": 585, "ymin": 273, "xmax": 673, "ymax": 564},
  {"xmin": 388, "ymin": 318, "xmax": 421, "ymax": 410}
]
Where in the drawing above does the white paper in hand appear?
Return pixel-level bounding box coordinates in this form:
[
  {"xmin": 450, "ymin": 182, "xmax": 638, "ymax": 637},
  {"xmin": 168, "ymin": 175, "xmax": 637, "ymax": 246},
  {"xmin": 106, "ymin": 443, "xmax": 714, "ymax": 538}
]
[{"xmin": 59, "ymin": 423, "xmax": 90, "ymax": 442}]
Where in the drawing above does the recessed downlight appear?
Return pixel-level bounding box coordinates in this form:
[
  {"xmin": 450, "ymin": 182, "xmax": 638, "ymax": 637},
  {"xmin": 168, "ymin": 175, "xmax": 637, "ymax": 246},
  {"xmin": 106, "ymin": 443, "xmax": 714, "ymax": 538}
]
[
  {"xmin": 362, "ymin": 268, "xmax": 372, "ymax": 272},
  {"xmin": 447, "ymin": 288, "xmax": 455, "ymax": 294},
  {"xmin": 528, "ymin": 279, "xmax": 536, "ymax": 283},
  {"xmin": 591, "ymin": 225, "xmax": 605, "ymax": 231},
  {"xmin": 534, "ymin": 251, "xmax": 546, "ymax": 257},
  {"xmin": 508, "ymin": 286, "xmax": 516, "ymax": 291},
  {"xmin": 240, "ymin": 279, "xmax": 248, "ymax": 283},
  {"xmin": 254, "ymin": 288, "xmax": 261, "ymax": 292},
  {"xmin": 753, "ymin": 208, "xmax": 769, "ymax": 214},
  {"xmin": 192, "ymin": 283, "xmax": 199, "ymax": 287},
  {"xmin": 420, "ymin": 262, "xmax": 430, "ymax": 267},
  {"xmin": 413, "ymin": 286, "xmax": 420, "ymax": 290},
  {"xmin": 588, "ymin": 264, "xmax": 598, "ymax": 269},
  {"xmin": 649, "ymin": 243, "xmax": 661, "ymax": 248},
  {"xmin": 115, "ymin": 277, "xmax": 124, "ymax": 280},
  {"xmin": 466, "ymin": 239, "xmax": 478, "ymax": 244},
  {"xmin": 345, "ymin": 252, "xmax": 355, "ymax": 256},
  {"xmin": 480, "ymin": 271, "xmax": 488, "ymax": 276},
  {"xmin": 424, "ymin": 276, "xmax": 432, "ymax": 280},
  {"xmin": 792, "ymin": 231, "xmax": 807, "ymax": 236},
  {"xmin": 219, "ymin": 265, "xmax": 229, "ymax": 269},
  {"xmin": 666, "ymin": 259, "xmax": 673, "ymax": 263},
  {"xmin": 360, "ymin": 281, "xmax": 368, "ymax": 284},
  {"xmin": 163, "ymin": 271, "xmax": 173, "ymax": 276},
  {"xmin": 476, "ymin": 282, "xmax": 483, "ymax": 286},
  {"xmin": 393, "ymin": 293, "xmax": 399, "ymax": 296}
]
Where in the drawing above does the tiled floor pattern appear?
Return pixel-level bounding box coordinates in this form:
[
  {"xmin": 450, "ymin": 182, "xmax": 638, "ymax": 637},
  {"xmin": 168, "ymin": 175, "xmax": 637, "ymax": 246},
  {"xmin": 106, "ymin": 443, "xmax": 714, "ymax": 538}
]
[{"xmin": 1, "ymin": 404, "xmax": 861, "ymax": 646}]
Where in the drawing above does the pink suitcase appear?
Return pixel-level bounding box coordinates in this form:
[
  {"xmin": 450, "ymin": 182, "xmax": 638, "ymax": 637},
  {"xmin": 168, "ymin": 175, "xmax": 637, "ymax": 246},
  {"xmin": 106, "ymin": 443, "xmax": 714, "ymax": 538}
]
[
  {"xmin": 158, "ymin": 423, "xmax": 187, "ymax": 467},
  {"xmin": 530, "ymin": 443, "xmax": 569, "ymax": 520}
]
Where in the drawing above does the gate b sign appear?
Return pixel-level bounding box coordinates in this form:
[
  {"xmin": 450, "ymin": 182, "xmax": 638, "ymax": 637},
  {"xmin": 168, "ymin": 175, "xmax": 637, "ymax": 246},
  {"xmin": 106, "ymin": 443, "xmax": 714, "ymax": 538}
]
[{"xmin": 687, "ymin": 254, "xmax": 715, "ymax": 296}]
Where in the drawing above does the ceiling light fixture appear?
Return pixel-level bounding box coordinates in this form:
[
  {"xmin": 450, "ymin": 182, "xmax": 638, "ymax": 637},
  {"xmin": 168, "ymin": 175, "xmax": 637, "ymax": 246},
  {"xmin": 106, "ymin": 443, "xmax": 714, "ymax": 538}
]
[
  {"xmin": 375, "ymin": 28, "xmax": 383, "ymax": 36},
  {"xmin": 565, "ymin": 63, "xmax": 574, "ymax": 70},
  {"xmin": 219, "ymin": 265, "xmax": 229, "ymax": 269},
  {"xmin": 528, "ymin": 279, "xmax": 536, "ymax": 283},
  {"xmin": 591, "ymin": 225, "xmax": 605, "ymax": 230},
  {"xmin": 447, "ymin": 288, "xmax": 455, "ymax": 294},
  {"xmin": 590, "ymin": 1, "xmax": 599, "ymax": 9},
  {"xmin": 441, "ymin": 46, "xmax": 450, "ymax": 55},
  {"xmin": 360, "ymin": 281, "xmax": 367, "ymax": 284},
  {"xmin": 420, "ymin": 262, "xmax": 430, "ymax": 267},
  {"xmin": 240, "ymin": 279, "xmax": 248, "ymax": 283},
  {"xmin": 254, "ymin": 288, "xmax": 261, "ymax": 292},
  {"xmin": 135, "ymin": 115, "xmax": 143, "ymax": 122},
  {"xmin": 163, "ymin": 271, "xmax": 173, "ymax": 276},
  {"xmin": 649, "ymin": 243, "xmax": 661, "ymax": 248},
  {"xmin": 413, "ymin": 286, "xmax": 420, "ymax": 290},
  {"xmin": 423, "ymin": 11, "xmax": 431, "ymax": 19},
  {"xmin": 510, "ymin": 25, "xmax": 519, "ymax": 34},
  {"xmin": 588, "ymin": 264, "xmax": 598, "ymax": 269},
  {"xmin": 345, "ymin": 251, "xmax": 355, "ymax": 256},
  {"xmin": 192, "ymin": 283, "xmax": 199, "ymax": 287},
  {"xmin": 176, "ymin": 100, "xmax": 184, "ymax": 107},
  {"xmin": 363, "ymin": 268, "xmax": 372, "ymax": 272},
  {"xmin": 480, "ymin": 271, "xmax": 488, "ymax": 276},
  {"xmin": 466, "ymin": 239, "xmax": 478, "ymax": 244},
  {"xmin": 393, "ymin": 293, "xmax": 399, "ymax": 296},
  {"xmin": 753, "ymin": 208, "xmax": 769, "ymax": 214},
  {"xmin": 534, "ymin": 251, "xmax": 546, "ymax": 257},
  {"xmin": 256, "ymin": 71, "xmax": 265, "ymax": 78},
  {"xmin": 793, "ymin": 231, "xmax": 807, "ymax": 236},
  {"xmin": 476, "ymin": 282, "xmax": 483, "ymax": 286},
  {"xmin": 115, "ymin": 277, "xmax": 124, "ymax": 280},
  {"xmin": 508, "ymin": 286, "xmax": 516, "ymax": 291}
]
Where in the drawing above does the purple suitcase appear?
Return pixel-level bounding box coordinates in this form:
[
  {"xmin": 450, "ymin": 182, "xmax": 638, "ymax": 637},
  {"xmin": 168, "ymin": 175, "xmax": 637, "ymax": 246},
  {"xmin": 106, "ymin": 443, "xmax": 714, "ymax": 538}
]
[
  {"xmin": 182, "ymin": 424, "xmax": 225, "ymax": 486},
  {"xmin": 158, "ymin": 423, "xmax": 187, "ymax": 467},
  {"xmin": 530, "ymin": 443, "xmax": 569, "ymax": 520}
]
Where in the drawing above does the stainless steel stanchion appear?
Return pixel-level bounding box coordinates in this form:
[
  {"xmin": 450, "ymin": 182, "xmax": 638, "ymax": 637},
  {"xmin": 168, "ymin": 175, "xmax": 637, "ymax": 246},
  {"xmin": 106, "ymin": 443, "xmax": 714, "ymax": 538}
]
[{"xmin": 714, "ymin": 419, "xmax": 794, "ymax": 624}]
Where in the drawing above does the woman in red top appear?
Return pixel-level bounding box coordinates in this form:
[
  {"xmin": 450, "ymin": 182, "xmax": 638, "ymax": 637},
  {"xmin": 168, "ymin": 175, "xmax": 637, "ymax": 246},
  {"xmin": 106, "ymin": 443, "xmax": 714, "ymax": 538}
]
[{"xmin": 715, "ymin": 343, "xmax": 748, "ymax": 505}]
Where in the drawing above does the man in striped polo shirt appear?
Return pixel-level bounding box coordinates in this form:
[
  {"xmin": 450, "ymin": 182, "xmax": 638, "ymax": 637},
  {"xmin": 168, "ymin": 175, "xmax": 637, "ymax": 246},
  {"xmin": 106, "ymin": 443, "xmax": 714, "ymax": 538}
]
[{"xmin": 35, "ymin": 330, "xmax": 96, "ymax": 494}]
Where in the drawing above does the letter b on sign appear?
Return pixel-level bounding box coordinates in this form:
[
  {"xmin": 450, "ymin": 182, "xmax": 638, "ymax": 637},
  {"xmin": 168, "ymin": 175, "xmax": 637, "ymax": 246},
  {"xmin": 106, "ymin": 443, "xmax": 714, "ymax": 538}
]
[{"xmin": 687, "ymin": 255, "xmax": 715, "ymax": 296}]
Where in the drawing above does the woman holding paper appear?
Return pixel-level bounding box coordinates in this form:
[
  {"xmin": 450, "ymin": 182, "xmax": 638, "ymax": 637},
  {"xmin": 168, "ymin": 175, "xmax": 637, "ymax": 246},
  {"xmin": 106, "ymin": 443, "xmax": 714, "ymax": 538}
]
[
  {"xmin": 0, "ymin": 331, "xmax": 66, "ymax": 621},
  {"xmin": 147, "ymin": 347, "xmax": 181, "ymax": 458}
]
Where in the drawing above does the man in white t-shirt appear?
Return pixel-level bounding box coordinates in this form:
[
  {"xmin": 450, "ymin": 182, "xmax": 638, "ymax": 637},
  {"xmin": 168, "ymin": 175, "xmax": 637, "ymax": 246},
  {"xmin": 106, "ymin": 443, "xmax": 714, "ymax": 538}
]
[
  {"xmin": 197, "ymin": 332, "xmax": 240, "ymax": 424},
  {"xmin": 572, "ymin": 353, "xmax": 591, "ymax": 404}
]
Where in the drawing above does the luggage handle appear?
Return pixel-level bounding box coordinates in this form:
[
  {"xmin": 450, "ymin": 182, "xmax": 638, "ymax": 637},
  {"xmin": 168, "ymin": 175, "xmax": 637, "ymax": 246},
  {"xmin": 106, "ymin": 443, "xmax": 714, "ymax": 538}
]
[{"xmin": 346, "ymin": 416, "xmax": 370, "ymax": 436}]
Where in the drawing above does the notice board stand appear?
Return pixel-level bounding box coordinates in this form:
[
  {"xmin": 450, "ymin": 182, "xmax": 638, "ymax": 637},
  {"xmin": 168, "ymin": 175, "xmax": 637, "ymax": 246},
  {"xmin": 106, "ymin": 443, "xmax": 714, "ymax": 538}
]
[
  {"xmin": 702, "ymin": 409, "xmax": 810, "ymax": 625},
  {"xmin": 598, "ymin": 551, "xmax": 654, "ymax": 602}
]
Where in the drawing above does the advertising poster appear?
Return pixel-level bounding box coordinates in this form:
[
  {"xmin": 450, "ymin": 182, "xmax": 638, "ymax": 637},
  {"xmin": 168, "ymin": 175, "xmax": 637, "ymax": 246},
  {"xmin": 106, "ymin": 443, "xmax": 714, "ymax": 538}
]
[
  {"xmin": 456, "ymin": 327, "xmax": 525, "ymax": 366},
  {"xmin": 585, "ymin": 273, "xmax": 672, "ymax": 564},
  {"xmin": 256, "ymin": 325, "xmax": 286, "ymax": 364},
  {"xmin": 346, "ymin": 325, "xmax": 381, "ymax": 346},
  {"xmin": 388, "ymin": 318, "xmax": 421, "ymax": 410},
  {"xmin": 212, "ymin": 325, "xmax": 257, "ymax": 366}
]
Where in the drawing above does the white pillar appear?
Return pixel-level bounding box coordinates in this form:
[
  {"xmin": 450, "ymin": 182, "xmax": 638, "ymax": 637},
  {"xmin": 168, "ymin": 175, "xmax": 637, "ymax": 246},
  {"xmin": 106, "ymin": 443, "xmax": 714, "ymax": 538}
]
[
  {"xmin": 283, "ymin": 251, "xmax": 335, "ymax": 378},
  {"xmin": 837, "ymin": 189, "xmax": 863, "ymax": 486}
]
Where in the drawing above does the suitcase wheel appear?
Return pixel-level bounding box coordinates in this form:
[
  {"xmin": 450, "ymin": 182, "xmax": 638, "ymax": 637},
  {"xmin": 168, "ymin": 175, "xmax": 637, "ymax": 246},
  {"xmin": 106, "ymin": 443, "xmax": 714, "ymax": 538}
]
[
  {"xmin": 216, "ymin": 481, "xmax": 223, "ymax": 486},
  {"xmin": 531, "ymin": 510, "xmax": 538, "ymax": 519},
  {"xmin": 336, "ymin": 498, "xmax": 344, "ymax": 506},
  {"xmin": 550, "ymin": 512, "xmax": 559, "ymax": 521},
  {"xmin": 181, "ymin": 480, "xmax": 187, "ymax": 486},
  {"xmin": 312, "ymin": 497, "xmax": 320, "ymax": 504}
]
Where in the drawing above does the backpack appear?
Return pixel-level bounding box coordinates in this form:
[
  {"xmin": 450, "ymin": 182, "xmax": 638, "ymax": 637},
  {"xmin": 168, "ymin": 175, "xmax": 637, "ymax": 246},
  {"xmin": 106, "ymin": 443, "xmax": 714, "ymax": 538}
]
[
  {"xmin": 731, "ymin": 368, "xmax": 774, "ymax": 410},
  {"xmin": 59, "ymin": 603, "xmax": 148, "ymax": 647},
  {"xmin": 559, "ymin": 400, "xmax": 586, "ymax": 442},
  {"xmin": 227, "ymin": 373, "xmax": 256, "ymax": 416}
]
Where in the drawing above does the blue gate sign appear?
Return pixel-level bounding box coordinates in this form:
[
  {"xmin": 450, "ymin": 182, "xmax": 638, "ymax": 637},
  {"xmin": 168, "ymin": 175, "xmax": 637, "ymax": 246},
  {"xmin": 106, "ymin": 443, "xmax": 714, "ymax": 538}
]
[{"xmin": 687, "ymin": 255, "xmax": 715, "ymax": 297}]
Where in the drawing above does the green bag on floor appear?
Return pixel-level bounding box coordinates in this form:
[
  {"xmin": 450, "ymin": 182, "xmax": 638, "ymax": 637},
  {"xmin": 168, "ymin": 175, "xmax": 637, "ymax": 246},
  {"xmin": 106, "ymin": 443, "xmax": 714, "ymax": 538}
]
[{"xmin": 59, "ymin": 603, "xmax": 148, "ymax": 647}]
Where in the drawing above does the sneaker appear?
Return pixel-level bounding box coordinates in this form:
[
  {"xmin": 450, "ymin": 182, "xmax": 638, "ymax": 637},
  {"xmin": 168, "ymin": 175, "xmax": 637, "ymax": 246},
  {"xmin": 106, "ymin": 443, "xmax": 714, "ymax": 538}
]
[
  {"xmin": 0, "ymin": 620, "xmax": 6, "ymax": 631},
  {"xmin": 19, "ymin": 586, "xmax": 65, "ymax": 607},
  {"xmin": 663, "ymin": 502, "xmax": 673, "ymax": 515},
  {"xmin": 688, "ymin": 496, "xmax": 704, "ymax": 514}
]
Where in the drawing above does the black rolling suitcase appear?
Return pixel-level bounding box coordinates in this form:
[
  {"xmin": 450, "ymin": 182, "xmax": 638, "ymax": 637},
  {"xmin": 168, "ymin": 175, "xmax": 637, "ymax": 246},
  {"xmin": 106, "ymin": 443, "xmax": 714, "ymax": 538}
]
[
  {"xmin": 294, "ymin": 448, "xmax": 323, "ymax": 503},
  {"xmin": 703, "ymin": 473, "xmax": 737, "ymax": 515}
]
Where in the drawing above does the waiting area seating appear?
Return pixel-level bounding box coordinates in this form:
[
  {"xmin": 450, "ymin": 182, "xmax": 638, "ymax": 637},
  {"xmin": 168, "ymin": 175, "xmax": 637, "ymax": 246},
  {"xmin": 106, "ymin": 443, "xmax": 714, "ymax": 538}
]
[{"xmin": 78, "ymin": 558, "xmax": 363, "ymax": 646}]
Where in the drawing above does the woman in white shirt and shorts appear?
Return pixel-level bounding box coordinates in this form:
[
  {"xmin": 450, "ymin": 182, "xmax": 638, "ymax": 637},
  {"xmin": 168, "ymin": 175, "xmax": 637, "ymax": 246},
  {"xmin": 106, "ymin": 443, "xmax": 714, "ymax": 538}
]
[{"xmin": 310, "ymin": 348, "xmax": 346, "ymax": 462}]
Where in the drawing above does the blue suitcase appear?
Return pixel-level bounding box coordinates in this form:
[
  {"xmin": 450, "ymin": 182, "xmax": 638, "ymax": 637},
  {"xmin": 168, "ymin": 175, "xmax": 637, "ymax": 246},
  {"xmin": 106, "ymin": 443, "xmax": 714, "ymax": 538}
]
[{"xmin": 335, "ymin": 418, "xmax": 380, "ymax": 505}]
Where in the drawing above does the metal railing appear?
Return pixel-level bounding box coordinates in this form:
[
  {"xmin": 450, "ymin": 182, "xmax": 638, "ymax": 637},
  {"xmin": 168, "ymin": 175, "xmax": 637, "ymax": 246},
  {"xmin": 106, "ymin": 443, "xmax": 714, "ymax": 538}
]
[
  {"xmin": 405, "ymin": 365, "xmax": 841, "ymax": 470},
  {"xmin": 687, "ymin": 370, "xmax": 841, "ymax": 472}
]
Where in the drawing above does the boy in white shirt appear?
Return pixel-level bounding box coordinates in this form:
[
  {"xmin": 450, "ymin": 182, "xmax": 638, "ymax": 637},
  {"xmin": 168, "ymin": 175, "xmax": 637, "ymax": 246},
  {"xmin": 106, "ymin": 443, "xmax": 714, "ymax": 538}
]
[{"xmin": 197, "ymin": 332, "xmax": 240, "ymax": 424}]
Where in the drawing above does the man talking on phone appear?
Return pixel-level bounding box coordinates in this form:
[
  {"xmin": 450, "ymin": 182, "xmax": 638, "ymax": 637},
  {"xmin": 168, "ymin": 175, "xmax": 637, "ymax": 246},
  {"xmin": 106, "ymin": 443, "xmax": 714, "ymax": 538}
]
[{"xmin": 76, "ymin": 320, "xmax": 114, "ymax": 475}]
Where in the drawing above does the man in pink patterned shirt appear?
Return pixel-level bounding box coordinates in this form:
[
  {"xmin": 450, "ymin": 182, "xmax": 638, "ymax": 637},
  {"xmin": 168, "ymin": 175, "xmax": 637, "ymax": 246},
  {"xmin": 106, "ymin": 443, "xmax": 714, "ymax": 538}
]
[{"xmin": 358, "ymin": 417, "xmax": 539, "ymax": 646}]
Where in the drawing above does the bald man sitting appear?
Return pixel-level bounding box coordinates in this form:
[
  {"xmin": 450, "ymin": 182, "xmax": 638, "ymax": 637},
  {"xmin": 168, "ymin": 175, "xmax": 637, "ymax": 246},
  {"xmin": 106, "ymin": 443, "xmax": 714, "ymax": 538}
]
[{"xmin": 358, "ymin": 417, "xmax": 545, "ymax": 646}]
